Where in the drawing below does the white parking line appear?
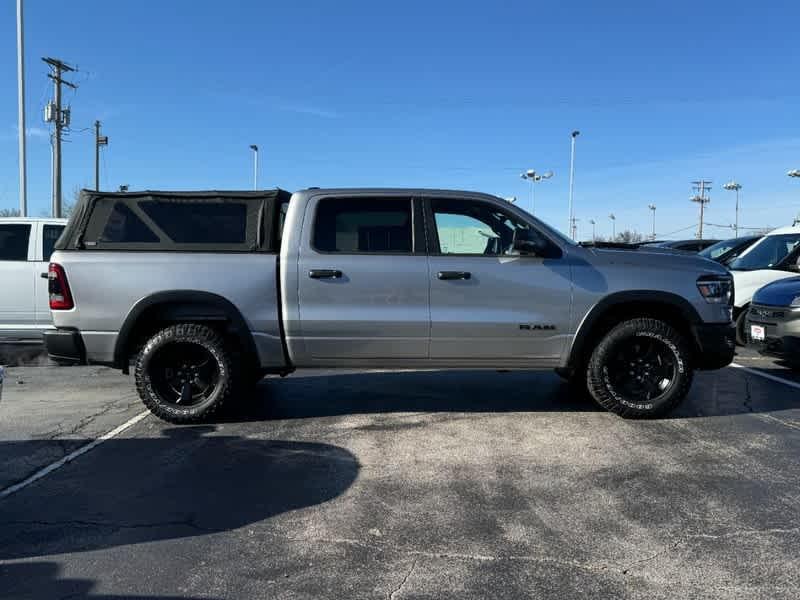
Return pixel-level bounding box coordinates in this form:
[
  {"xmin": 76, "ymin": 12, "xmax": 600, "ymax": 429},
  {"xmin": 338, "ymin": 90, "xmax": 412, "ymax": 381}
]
[
  {"xmin": 731, "ymin": 363, "xmax": 800, "ymax": 391},
  {"xmin": 0, "ymin": 410, "xmax": 150, "ymax": 500}
]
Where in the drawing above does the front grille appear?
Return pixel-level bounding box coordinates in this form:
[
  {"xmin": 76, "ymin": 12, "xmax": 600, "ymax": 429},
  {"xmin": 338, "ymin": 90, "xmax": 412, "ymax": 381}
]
[{"xmin": 748, "ymin": 305, "xmax": 786, "ymax": 321}]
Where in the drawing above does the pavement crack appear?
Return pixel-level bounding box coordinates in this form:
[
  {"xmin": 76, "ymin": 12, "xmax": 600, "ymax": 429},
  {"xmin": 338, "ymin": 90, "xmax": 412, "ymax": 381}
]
[
  {"xmin": 389, "ymin": 556, "xmax": 418, "ymax": 600},
  {"xmin": 741, "ymin": 371, "xmax": 754, "ymax": 413},
  {"xmin": 686, "ymin": 526, "xmax": 800, "ymax": 540},
  {"xmin": 287, "ymin": 536, "xmax": 611, "ymax": 574},
  {"xmin": 620, "ymin": 526, "xmax": 800, "ymax": 574},
  {"xmin": 620, "ymin": 539, "xmax": 683, "ymax": 574}
]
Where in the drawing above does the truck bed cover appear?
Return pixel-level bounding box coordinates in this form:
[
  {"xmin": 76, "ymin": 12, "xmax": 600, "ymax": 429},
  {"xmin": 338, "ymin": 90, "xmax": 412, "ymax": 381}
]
[{"xmin": 55, "ymin": 189, "xmax": 291, "ymax": 253}]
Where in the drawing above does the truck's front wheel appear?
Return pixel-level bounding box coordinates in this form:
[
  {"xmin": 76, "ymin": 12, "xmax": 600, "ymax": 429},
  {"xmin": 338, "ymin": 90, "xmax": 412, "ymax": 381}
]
[
  {"xmin": 135, "ymin": 324, "xmax": 236, "ymax": 423},
  {"xmin": 586, "ymin": 318, "xmax": 693, "ymax": 418}
]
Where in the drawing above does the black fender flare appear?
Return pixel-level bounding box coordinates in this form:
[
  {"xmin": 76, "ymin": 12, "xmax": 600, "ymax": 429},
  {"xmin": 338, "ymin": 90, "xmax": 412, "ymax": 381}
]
[
  {"xmin": 113, "ymin": 290, "xmax": 258, "ymax": 372},
  {"xmin": 567, "ymin": 290, "xmax": 703, "ymax": 370}
]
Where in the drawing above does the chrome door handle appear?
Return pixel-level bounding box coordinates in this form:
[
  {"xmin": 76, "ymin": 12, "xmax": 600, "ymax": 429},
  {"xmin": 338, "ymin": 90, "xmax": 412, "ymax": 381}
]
[
  {"xmin": 437, "ymin": 271, "xmax": 471, "ymax": 280},
  {"xmin": 309, "ymin": 269, "xmax": 343, "ymax": 279}
]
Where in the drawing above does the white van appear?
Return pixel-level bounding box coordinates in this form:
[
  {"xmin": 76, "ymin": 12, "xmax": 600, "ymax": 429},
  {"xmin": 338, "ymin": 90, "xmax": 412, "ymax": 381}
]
[
  {"xmin": 730, "ymin": 224, "xmax": 800, "ymax": 343},
  {"xmin": 0, "ymin": 218, "xmax": 68, "ymax": 344}
]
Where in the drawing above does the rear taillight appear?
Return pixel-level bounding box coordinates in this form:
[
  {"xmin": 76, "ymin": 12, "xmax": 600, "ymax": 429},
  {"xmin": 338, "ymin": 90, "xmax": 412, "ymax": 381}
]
[{"xmin": 48, "ymin": 263, "xmax": 74, "ymax": 310}]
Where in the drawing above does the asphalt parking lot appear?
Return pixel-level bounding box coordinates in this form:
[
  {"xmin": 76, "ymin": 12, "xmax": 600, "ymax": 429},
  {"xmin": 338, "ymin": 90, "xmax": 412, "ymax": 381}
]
[{"xmin": 1, "ymin": 348, "xmax": 799, "ymax": 599}]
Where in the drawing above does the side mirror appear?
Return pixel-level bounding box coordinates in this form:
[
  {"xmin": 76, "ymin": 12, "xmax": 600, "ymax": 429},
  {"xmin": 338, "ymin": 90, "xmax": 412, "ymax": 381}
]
[{"xmin": 513, "ymin": 230, "xmax": 549, "ymax": 256}]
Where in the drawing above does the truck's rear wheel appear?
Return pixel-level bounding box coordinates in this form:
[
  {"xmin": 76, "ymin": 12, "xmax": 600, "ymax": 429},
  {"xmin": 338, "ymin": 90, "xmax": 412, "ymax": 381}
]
[
  {"xmin": 586, "ymin": 318, "xmax": 693, "ymax": 418},
  {"xmin": 135, "ymin": 324, "xmax": 236, "ymax": 423}
]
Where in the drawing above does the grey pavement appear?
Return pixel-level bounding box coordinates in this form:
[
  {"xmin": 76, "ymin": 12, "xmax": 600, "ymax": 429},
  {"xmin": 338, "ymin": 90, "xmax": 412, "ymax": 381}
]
[{"xmin": 0, "ymin": 351, "xmax": 798, "ymax": 599}]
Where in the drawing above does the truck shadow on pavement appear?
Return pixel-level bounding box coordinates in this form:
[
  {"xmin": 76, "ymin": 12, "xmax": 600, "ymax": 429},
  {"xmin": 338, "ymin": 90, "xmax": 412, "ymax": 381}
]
[
  {"xmin": 0, "ymin": 561, "xmax": 223, "ymax": 600},
  {"xmin": 225, "ymin": 369, "xmax": 601, "ymax": 423},
  {"xmin": 0, "ymin": 427, "xmax": 359, "ymax": 564},
  {"xmin": 225, "ymin": 367, "xmax": 800, "ymax": 422}
]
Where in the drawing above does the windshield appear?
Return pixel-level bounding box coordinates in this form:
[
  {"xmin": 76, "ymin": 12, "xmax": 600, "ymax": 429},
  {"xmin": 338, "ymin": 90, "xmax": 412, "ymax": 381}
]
[{"xmin": 729, "ymin": 234, "xmax": 800, "ymax": 270}]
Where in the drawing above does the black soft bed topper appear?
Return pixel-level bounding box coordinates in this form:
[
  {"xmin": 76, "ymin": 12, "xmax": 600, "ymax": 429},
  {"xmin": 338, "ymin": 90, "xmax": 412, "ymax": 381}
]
[{"xmin": 55, "ymin": 188, "xmax": 291, "ymax": 253}]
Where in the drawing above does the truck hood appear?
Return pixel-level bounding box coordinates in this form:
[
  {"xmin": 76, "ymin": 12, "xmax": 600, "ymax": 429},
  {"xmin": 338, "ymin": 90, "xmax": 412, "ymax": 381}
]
[
  {"xmin": 731, "ymin": 269, "xmax": 799, "ymax": 308},
  {"xmin": 583, "ymin": 245, "xmax": 729, "ymax": 275},
  {"xmin": 751, "ymin": 276, "xmax": 800, "ymax": 307}
]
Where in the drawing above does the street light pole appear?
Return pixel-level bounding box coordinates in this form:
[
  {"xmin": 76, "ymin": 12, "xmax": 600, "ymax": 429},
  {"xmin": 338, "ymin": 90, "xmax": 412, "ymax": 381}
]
[
  {"xmin": 249, "ymin": 145, "xmax": 259, "ymax": 190},
  {"xmin": 568, "ymin": 131, "xmax": 580, "ymax": 239},
  {"xmin": 723, "ymin": 181, "xmax": 742, "ymax": 238},
  {"xmin": 94, "ymin": 120, "xmax": 108, "ymax": 191},
  {"xmin": 589, "ymin": 219, "xmax": 596, "ymax": 242},
  {"xmin": 520, "ymin": 169, "xmax": 553, "ymax": 216},
  {"xmin": 648, "ymin": 204, "xmax": 656, "ymax": 240},
  {"xmin": 609, "ymin": 213, "xmax": 616, "ymax": 240},
  {"xmin": 17, "ymin": 0, "xmax": 27, "ymax": 216}
]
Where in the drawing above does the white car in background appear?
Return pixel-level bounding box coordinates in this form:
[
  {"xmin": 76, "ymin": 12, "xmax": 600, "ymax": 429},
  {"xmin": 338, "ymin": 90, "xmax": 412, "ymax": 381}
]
[
  {"xmin": 730, "ymin": 224, "xmax": 800, "ymax": 343},
  {"xmin": 0, "ymin": 218, "xmax": 68, "ymax": 344}
]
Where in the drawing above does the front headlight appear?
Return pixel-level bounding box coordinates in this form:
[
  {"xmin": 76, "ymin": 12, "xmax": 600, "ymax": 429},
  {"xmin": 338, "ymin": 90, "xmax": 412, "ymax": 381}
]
[
  {"xmin": 791, "ymin": 295, "xmax": 800, "ymax": 308},
  {"xmin": 697, "ymin": 275, "xmax": 733, "ymax": 304}
]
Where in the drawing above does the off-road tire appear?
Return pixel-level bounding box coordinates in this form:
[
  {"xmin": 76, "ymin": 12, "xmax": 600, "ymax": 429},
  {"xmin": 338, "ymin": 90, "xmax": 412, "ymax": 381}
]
[
  {"xmin": 135, "ymin": 323, "xmax": 236, "ymax": 424},
  {"xmin": 586, "ymin": 318, "xmax": 693, "ymax": 419}
]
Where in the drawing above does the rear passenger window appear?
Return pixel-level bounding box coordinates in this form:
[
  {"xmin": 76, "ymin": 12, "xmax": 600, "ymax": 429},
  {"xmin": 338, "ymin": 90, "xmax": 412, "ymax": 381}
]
[
  {"xmin": 313, "ymin": 198, "xmax": 413, "ymax": 253},
  {"xmin": 140, "ymin": 200, "xmax": 247, "ymax": 244},
  {"xmin": 0, "ymin": 224, "xmax": 31, "ymax": 261},
  {"xmin": 42, "ymin": 224, "xmax": 66, "ymax": 260}
]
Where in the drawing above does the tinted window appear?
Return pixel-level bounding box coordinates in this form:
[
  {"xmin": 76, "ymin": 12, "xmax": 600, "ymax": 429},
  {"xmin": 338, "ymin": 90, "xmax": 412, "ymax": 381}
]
[
  {"xmin": 314, "ymin": 198, "xmax": 412, "ymax": 253},
  {"xmin": 96, "ymin": 202, "xmax": 159, "ymax": 243},
  {"xmin": 432, "ymin": 198, "xmax": 530, "ymax": 255},
  {"xmin": 0, "ymin": 224, "xmax": 31, "ymax": 261},
  {"xmin": 140, "ymin": 200, "xmax": 247, "ymax": 244},
  {"xmin": 42, "ymin": 225, "xmax": 66, "ymax": 260}
]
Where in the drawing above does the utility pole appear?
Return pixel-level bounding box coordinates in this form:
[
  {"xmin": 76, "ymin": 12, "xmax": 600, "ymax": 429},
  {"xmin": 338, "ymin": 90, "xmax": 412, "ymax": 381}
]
[
  {"xmin": 43, "ymin": 57, "xmax": 77, "ymax": 218},
  {"xmin": 568, "ymin": 131, "xmax": 580, "ymax": 239},
  {"xmin": 570, "ymin": 217, "xmax": 579, "ymax": 240},
  {"xmin": 17, "ymin": 0, "xmax": 27, "ymax": 216},
  {"xmin": 94, "ymin": 121, "xmax": 108, "ymax": 191},
  {"xmin": 691, "ymin": 180, "xmax": 712, "ymax": 240},
  {"xmin": 648, "ymin": 204, "xmax": 657, "ymax": 240}
]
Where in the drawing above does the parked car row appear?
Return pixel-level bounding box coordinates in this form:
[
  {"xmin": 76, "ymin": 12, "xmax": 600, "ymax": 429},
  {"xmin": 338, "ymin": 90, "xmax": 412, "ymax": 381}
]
[{"xmin": 642, "ymin": 229, "xmax": 800, "ymax": 366}]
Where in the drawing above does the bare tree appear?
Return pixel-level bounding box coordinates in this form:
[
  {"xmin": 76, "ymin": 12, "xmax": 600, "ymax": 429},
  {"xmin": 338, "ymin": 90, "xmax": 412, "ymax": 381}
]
[
  {"xmin": 614, "ymin": 230, "xmax": 644, "ymax": 244},
  {"xmin": 0, "ymin": 208, "xmax": 21, "ymax": 217}
]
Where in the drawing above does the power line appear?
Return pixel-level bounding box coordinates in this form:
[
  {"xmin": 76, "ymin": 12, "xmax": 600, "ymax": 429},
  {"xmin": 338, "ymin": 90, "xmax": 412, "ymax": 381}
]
[{"xmin": 661, "ymin": 224, "xmax": 697, "ymax": 237}]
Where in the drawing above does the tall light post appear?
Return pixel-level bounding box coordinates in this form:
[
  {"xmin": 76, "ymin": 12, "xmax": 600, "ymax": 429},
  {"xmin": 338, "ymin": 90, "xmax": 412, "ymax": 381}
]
[
  {"xmin": 648, "ymin": 204, "xmax": 657, "ymax": 240},
  {"xmin": 519, "ymin": 169, "xmax": 553, "ymax": 215},
  {"xmin": 722, "ymin": 181, "xmax": 742, "ymax": 238},
  {"xmin": 568, "ymin": 130, "xmax": 580, "ymax": 239},
  {"xmin": 589, "ymin": 219, "xmax": 596, "ymax": 242},
  {"xmin": 249, "ymin": 144, "xmax": 259, "ymax": 190},
  {"xmin": 789, "ymin": 171, "xmax": 800, "ymax": 225},
  {"xmin": 609, "ymin": 213, "xmax": 616, "ymax": 240},
  {"xmin": 17, "ymin": 0, "xmax": 27, "ymax": 216}
]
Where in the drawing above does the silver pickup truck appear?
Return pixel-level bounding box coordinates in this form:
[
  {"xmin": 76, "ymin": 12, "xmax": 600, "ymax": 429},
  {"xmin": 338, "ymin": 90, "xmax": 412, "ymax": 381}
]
[{"xmin": 45, "ymin": 188, "xmax": 735, "ymax": 423}]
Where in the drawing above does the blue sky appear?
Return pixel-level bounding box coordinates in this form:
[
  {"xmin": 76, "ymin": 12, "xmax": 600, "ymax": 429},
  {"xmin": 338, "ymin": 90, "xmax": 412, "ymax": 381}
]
[{"xmin": 2, "ymin": 0, "xmax": 799, "ymax": 240}]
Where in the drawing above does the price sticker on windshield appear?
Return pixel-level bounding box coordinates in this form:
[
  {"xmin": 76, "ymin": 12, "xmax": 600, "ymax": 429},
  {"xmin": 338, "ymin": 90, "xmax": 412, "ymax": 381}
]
[{"xmin": 750, "ymin": 325, "xmax": 766, "ymax": 342}]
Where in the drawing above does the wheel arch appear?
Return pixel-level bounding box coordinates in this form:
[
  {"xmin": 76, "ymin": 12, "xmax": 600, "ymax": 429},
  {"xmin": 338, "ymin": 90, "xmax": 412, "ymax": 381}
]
[
  {"xmin": 567, "ymin": 291, "xmax": 702, "ymax": 372},
  {"xmin": 113, "ymin": 290, "xmax": 258, "ymax": 374}
]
